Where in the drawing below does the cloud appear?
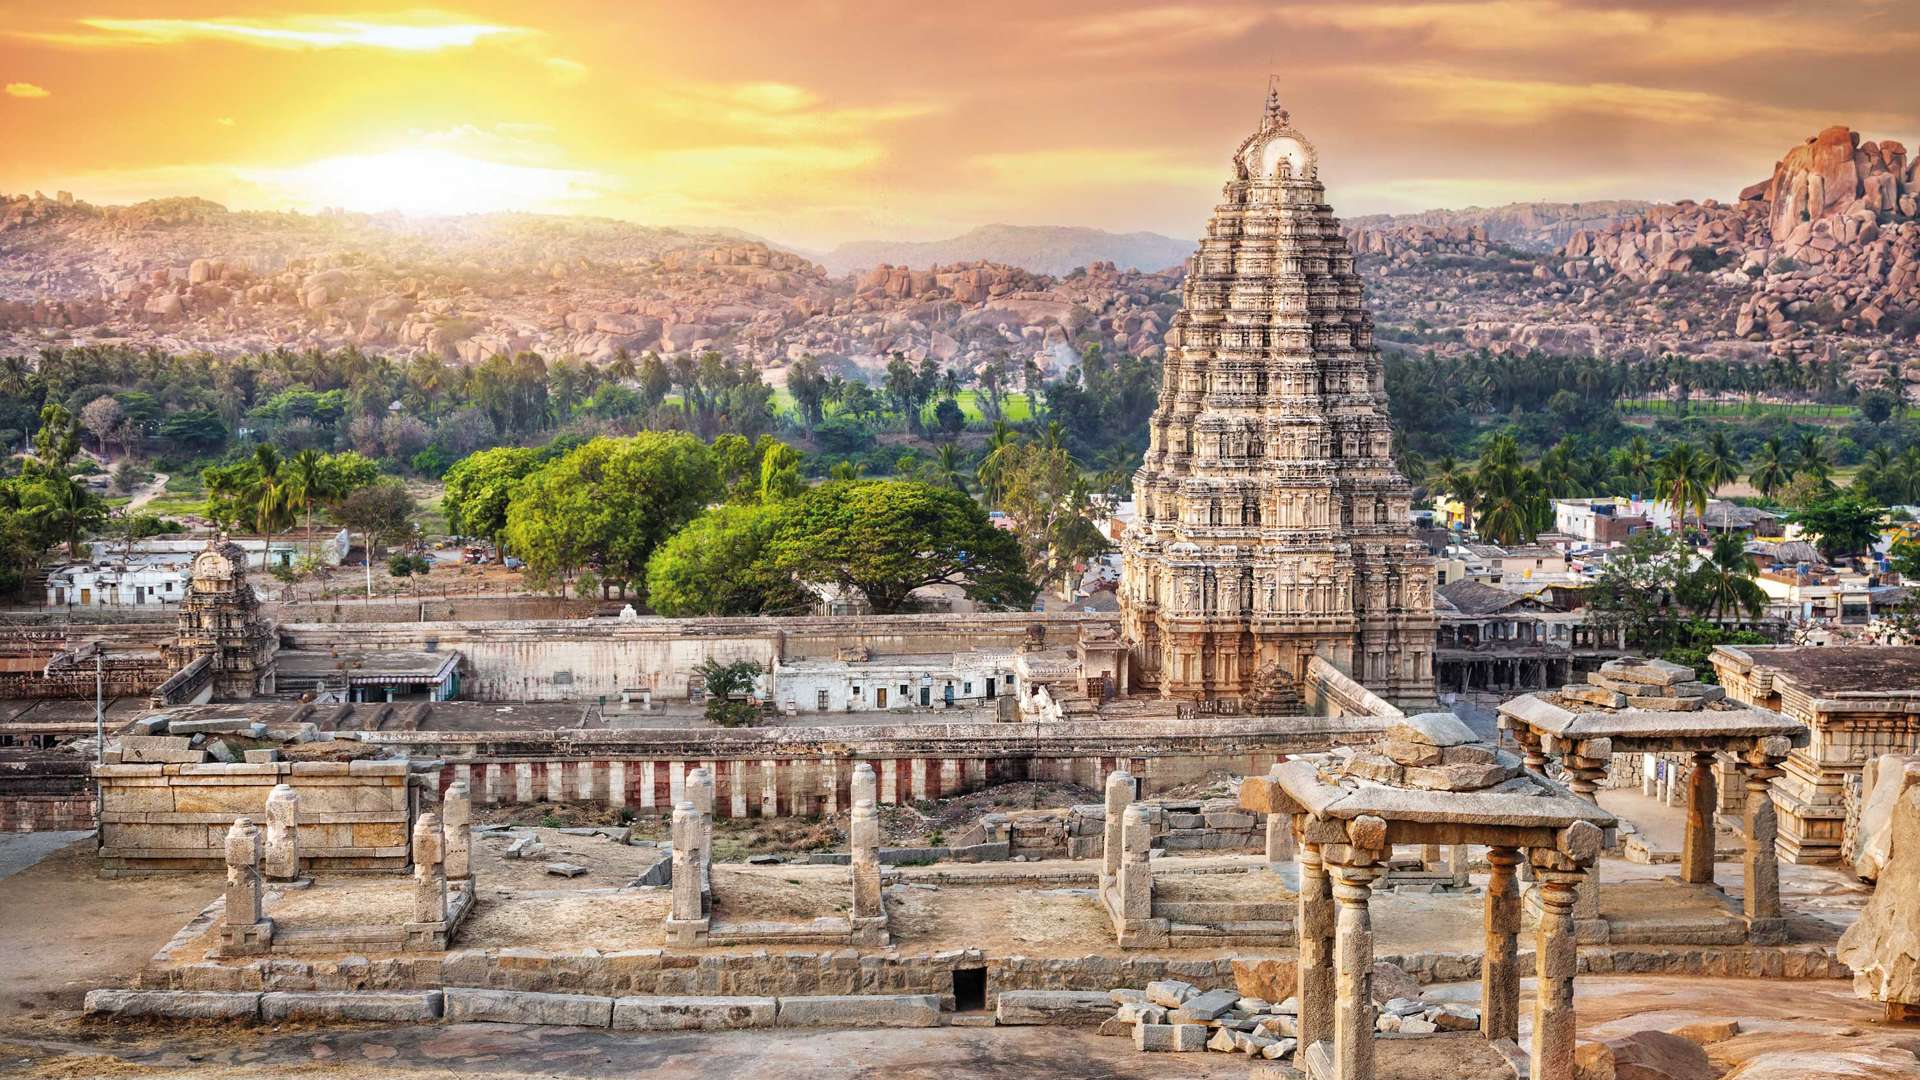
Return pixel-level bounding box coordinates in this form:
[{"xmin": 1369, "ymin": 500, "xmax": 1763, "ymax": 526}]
[
  {"xmin": 544, "ymin": 57, "xmax": 588, "ymax": 85},
  {"xmin": 1053, "ymin": 5, "xmax": 1267, "ymax": 56},
  {"xmin": 5, "ymin": 82, "xmax": 51, "ymax": 98},
  {"xmin": 971, "ymin": 149, "xmax": 1219, "ymax": 191},
  {"xmin": 32, "ymin": 14, "xmax": 527, "ymax": 52},
  {"xmin": 237, "ymin": 148, "xmax": 599, "ymax": 215}
]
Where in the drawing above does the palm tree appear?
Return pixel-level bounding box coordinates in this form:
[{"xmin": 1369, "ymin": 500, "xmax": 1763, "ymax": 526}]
[
  {"xmin": 1796, "ymin": 432, "xmax": 1835, "ymax": 491},
  {"xmin": 977, "ymin": 420, "xmax": 1017, "ymax": 505},
  {"xmin": 1655, "ymin": 443, "xmax": 1712, "ymax": 530},
  {"xmin": 245, "ymin": 445, "xmax": 297, "ymax": 561},
  {"xmin": 23, "ymin": 473, "xmax": 105, "ymax": 557},
  {"xmin": 1616, "ymin": 436, "xmax": 1655, "ymax": 497},
  {"xmin": 1749, "ymin": 437, "xmax": 1792, "ymax": 503},
  {"xmin": 1687, "ymin": 532, "xmax": 1768, "ymax": 621},
  {"xmin": 1434, "ymin": 456, "xmax": 1478, "ymax": 530},
  {"xmin": 934, "ymin": 444, "xmax": 968, "ymax": 494},
  {"xmin": 1476, "ymin": 462, "xmax": 1544, "ymax": 545},
  {"xmin": 286, "ymin": 449, "xmax": 334, "ymax": 555},
  {"xmin": 1701, "ymin": 431, "xmax": 1741, "ymax": 497}
]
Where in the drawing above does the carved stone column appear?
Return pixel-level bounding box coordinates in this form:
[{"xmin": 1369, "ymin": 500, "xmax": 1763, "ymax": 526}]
[
  {"xmin": 1482, "ymin": 846, "xmax": 1522, "ymax": 1042},
  {"xmin": 1328, "ymin": 856, "xmax": 1384, "ymax": 1080},
  {"xmin": 263, "ymin": 784, "xmax": 300, "ymax": 882},
  {"xmin": 443, "ymin": 779, "xmax": 473, "ymax": 882},
  {"xmin": 1295, "ymin": 836, "xmax": 1335, "ymax": 1054},
  {"xmin": 1741, "ymin": 745, "xmax": 1788, "ymax": 943},
  {"xmin": 666, "ymin": 800, "xmax": 710, "ymax": 945},
  {"xmin": 1560, "ymin": 738, "xmax": 1611, "ymax": 933},
  {"xmin": 411, "ymin": 811, "xmax": 446, "ymax": 925},
  {"xmin": 1680, "ymin": 751, "xmax": 1717, "ymax": 885},
  {"xmin": 850, "ymin": 762, "xmax": 876, "ymax": 812},
  {"xmin": 1103, "ymin": 768, "xmax": 1133, "ymax": 883},
  {"xmin": 850, "ymin": 795, "xmax": 887, "ymax": 944},
  {"xmin": 1114, "ymin": 803, "xmax": 1166, "ymax": 947},
  {"xmin": 1529, "ymin": 866, "xmax": 1582, "ymax": 1080},
  {"xmin": 220, "ymin": 817, "xmax": 272, "ymax": 954}
]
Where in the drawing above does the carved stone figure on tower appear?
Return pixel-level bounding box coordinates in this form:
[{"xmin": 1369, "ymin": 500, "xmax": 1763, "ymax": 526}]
[{"xmin": 1119, "ymin": 91, "xmax": 1436, "ymax": 707}]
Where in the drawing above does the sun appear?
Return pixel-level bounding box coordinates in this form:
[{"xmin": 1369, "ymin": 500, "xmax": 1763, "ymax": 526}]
[{"xmin": 239, "ymin": 148, "xmax": 595, "ymax": 217}]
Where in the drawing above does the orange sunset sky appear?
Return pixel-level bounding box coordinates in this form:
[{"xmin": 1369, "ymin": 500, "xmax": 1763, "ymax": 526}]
[{"xmin": 3, "ymin": 1, "xmax": 1918, "ymax": 250}]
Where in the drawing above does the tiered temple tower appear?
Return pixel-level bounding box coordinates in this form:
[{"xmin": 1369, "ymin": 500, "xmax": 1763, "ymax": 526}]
[
  {"xmin": 163, "ymin": 538, "xmax": 277, "ymax": 699},
  {"xmin": 1119, "ymin": 91, "xmax": 1435, "ymax": 707}
]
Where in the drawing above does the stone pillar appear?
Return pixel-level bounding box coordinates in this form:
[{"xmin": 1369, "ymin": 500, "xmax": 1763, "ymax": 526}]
[
  {"xmin": 411, "ymin": 811, "xmax": 447, "ymax": 925},
  {"xmin": 667, "ymin": 800, "xmax": 710, "ymax": 944},
  {"xmin": 1482, "ymin": 846, "xmax": 1523, "ymax": 1042},
  {"xmin": 1114, "ymin": 803, "xmax": 1166, "ymax": 947},
  {"xmin": 850, "ymin": 795, "xmax": 887, "ymax": 944},
  {"xmin": 444, "ymin": 779, "xmax": 473, "ymax": 882},
  {"xmin": 1420, "ymin": 844, "xmax": 1444, "ymax": 872},
  {"xmin": 687, "ymin": 765, "xmax": 714, "ymax": 816},
  {"xmin": 851, "ymin": 761, "xmax": 876, "ymax": 810},
  {"xmin": 221, "ymin": 817, "xmax": 270, "ymax": 953},
  {"xmin": 1740, "ymin": 749, "xmax": 1787, "ymax": 943},
  {"xmin": 1328, "ymin": 858, "xmax": 1383, "ymax": 1080},
  {"xmin": 1448, "ymin": 843, "xmax": 1469, "ymax": 888},
  {"xmin": 1102, "ymin": 768, "xmax": 1133, "ymax": 882},
  {"xmin": 1296, "ymin": 837, "xmax": 1336, "ymax": 1055},
  {"xmin": 1562, "ymin": 739, "xmax": 1611, "ymax": 929},
  {"xmin": 1681, "ymin": 751, "xmax": 1717, "ymax": 885},
  {"xmin": 1266, "ymin": 812, "xmax": 1295, "ymax": 865},
  {"xmin": 1528, "ymin": 865, "xmax": 1583, "ymax": 1080},
  {"xmin": 263, "ymin": 784, "xmax": 300, "ymax": 882}
]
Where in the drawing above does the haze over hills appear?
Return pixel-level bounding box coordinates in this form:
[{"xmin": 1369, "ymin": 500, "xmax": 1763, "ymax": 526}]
[
  {"xmin": 2, "ymin": 123, "xmax": 1917, "ymax": 387},
  {"xmin": 817, "ymin": 224, "xmax": 1195, "ymax": 277}
]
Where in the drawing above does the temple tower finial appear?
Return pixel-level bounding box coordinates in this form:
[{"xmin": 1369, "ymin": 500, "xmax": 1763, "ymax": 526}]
[{"xmin": 1263, "ymin": 77, "xmax": 1287, "ymax": 130}]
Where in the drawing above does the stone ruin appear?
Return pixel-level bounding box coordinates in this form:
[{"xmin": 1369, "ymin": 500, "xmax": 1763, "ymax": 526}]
[
  {"xmin": 218, "ymin": 779, "xmax": 475, "ymax": 957},
  {"xmin": 1839, "ymin": 759, "xmax": 1920, "ymax": 1021},
  {"xmin": 1239, "ymin": 711, "xmax": 1616, "ymax": 1080},
  {"xmin": 666, "ymin": 763, "xmax": 889, "ymax": 947}
]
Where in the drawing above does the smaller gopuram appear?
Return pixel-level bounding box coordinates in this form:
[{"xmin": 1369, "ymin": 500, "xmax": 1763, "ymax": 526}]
[{"xmin": 161, "ymin": 538, "xmax": 277, "ymax": 700}]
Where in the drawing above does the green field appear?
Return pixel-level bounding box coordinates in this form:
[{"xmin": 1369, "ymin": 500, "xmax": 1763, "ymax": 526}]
[
  {"xmin": 772, "ymin": 389, "xmax": 1035, "ymax": 424},
  {"xmin": 1618, "ymin": 398, "xmax": 1886, "ymax": 420}
]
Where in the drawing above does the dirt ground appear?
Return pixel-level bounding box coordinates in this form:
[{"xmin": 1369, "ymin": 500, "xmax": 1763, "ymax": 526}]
[{"xmin": 0, "ymin": 839, "xmax": 219, "ymax": 1020}]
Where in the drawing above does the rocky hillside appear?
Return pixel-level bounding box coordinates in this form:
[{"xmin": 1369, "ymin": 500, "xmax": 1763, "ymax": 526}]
[
  {"xmin": 1346, "ymin": 201, "xmax": 1653, "ymax": 253},
  {"xmin": 0, "ymin": 195, "xmax": 1182, "ymax": 376},
  {"xmin": 1342, "ymin": 127, "xmax": 1920, "ymax": 386},
  {"xmin": 818, "ymin": 224, "xmax": 1193, "ymax": 276}
]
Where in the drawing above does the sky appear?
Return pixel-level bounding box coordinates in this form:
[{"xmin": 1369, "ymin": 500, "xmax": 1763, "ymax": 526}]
[{"xmin": 3, "ymin": 1, "xmax": 1918, "ymax": 251}]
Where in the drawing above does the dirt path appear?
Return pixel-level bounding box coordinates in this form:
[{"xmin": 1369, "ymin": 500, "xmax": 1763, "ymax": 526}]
[{"xmin": 125, "ymin": 472, "xmax": 168, "ymax": 512}]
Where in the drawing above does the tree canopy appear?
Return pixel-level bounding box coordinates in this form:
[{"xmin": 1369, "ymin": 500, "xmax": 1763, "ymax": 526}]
[
  {"xmin": 645, "ymin": 504, "xmax": 810, "ymax": 618},
  {"xmin": 766, "ymin": 480, "xmax": 1035, "ymax": 614}
]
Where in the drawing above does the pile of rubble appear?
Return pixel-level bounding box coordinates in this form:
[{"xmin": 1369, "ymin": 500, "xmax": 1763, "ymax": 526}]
[
  {"xmin": 1096, "ymin": 979, "xmax": 1477, "ymax": 1058},
  {"xmin": 1554, "ymin": 658, "xmax": 1727, "ymax": 713},
  {"xmin": 1324, "ymin": 712, "xmax": 1526, "ymax": 793}
]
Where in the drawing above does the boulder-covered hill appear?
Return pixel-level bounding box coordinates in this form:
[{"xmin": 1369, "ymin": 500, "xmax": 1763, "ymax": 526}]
[
  {"xmin": 1345, "ymin": 201, "xmax": 1654, "ymax": 253},
  {"xmin": 0, "ymin": 192, "xmax": 1184, "ymax": 372},
  {"xmin": 818, "ymin": 224, "xmax": 1193, "ymax": 277}
]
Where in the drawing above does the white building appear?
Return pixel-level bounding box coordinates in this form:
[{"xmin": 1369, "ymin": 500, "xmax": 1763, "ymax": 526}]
[
  {"xmin": 46, "ymin": 556, "xmax": 189, "ymax": 608},
  {"xmin": 772, "ymin": 650, "xmax": 1019, "ymax": 714},
  {"xmin": 88, "ymin": 530, "xmax": 350, "ymax": 571}
]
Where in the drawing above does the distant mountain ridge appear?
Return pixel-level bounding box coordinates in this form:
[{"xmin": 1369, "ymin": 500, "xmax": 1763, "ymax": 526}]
[{"xmin": 818, "ymin": 224, "xmax": 1194, "ymax": 276}]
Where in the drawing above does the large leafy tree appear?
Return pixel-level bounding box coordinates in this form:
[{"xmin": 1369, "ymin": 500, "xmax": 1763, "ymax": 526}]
[
  {"xmin": 442, "ymin": 446, "xmax": 541, "ymax": 545},
  {"xmin": 645, "ymin": 505, "xmax": 810, "ymax": 617},
  {"xmin": 1585, "ymin": 530, "xmax": 1697, "ymax": 650},
  {"xmin": 503, "ymin": 433, "xmax": 720, "ymax": 597},
  {"xmin": 333, "ymin": 480, "xmax": 418, "ymax": 558},
  {"xmin": 1787, "ymin": 493, "xmax": 1886, "ymax": 563},
  {"xmin": 995, "ymin": 439, "xmax": 1111, "ymax": 593},
  {"xmin": 768, "ymin": 480, "xmax": 1035, "ymax": 614},
  {"xmin": 21, "ymin": 472, "xmax": 105, "ymax": 557}
]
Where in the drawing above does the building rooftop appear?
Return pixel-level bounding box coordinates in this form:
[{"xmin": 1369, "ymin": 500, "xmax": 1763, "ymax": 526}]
[
  {"xmin": 1716, "ymin": 644, "xmax": 1920, "ymax": 696},
  {"xmin": 275, "ymin": 649, "xmax": 458, "ymax": 682}
]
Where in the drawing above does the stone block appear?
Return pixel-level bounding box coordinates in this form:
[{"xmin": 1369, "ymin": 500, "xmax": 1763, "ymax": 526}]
[
  {"xmin": 84, "ymin": 989, "xmax": 259, "ymax": 1020},
  {"xmin": 1230, "ymin": 958, "xmax": 1295, "ymax": 1001},
  {"xmin": 1404, "ymin": 761, "xmax": 1518, "ymax": 791},
  {"xmin": 1601, "ymin": 658, "xmax": 1693, "ymax": 686},
  {"xmin": 611, "ymin": 995, "xmax": 776, "ymax": 1031},
  {"xmin": 1560, "ymin": 684, "xmax": 1627, "ymax": 709},
  {"xmin": 442, "ymin": 988, "xmax": 613, "ymax": 1028},
  {"xmin": 243, "ymin": 749, "xmax": 282, "ymax": 763},
  {"xmin": 1135, "ymin": 1022, "xmax": 1208, "ymax": 1052},
  {"xmin": 1572, "ymin": 1030, "xmax": 1716, "ymax": 1080},
  {"xmin": 121, "ymin": 736, "xmax": 206, "ymax": 764},
  {"xmin": 1144, "ymin": 979, "xmax": 1197, "ymax": 1008},
  {"xmin": 1667, "ymin": 1019, "xmax": 1740, "ymax": 1045},
  {"xmin": 1261, "ymin": 1037, "xmax": 1297, "ymax": 1060},
  {"xmin": 169, "ymin": 718, "xmax": 258, "ymax": 735},
  {"xmin": 1625, "ymin": 695, "xmax": 1704, "ymax": 712},
  {"xmin": 1168, "ymin": 987, "xmax": 1239, "ymax": 1023},
  {"xmin": 1380, "ymin": 739, "xmax": 1443, "ymax": 767},
  {"xmin": 1207, "ymin": 1026, "xmax": 1239, "ymax": 1052},
  {"xmin": 1430, "ymin": 1003, "xmax": 1479, "ymax": 1031},
  {"xmin": 1114, "ymin": 1002, "xmax": 1168, "ymax": 1024},
  {"xmin": 1203, "ymin": 810, "xmax": 1256, "ymax": 830},
  {"xmin": 993, "ymin": 990, "xmax": 1114, "ymax": 1026},
  {"xmin": 775, "ymin": 994, "xmax": 941, "ymax": 1028},
  {"xmin": 1388, "ymin": 712, "xmax": 1477, "ymax": 747},
  {"xmin": 260, "ymin": 991, "xmax": 442, "ymax": 1022}
]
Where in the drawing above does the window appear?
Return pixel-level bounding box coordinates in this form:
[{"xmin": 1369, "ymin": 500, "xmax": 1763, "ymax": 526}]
[
  {"xmin": 816, "ymin": 689, "xmax": 829, "ymax": 710},
  {"xmin": 963, "ymin": 682, "xmax": 972, "ymax": 694}
]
